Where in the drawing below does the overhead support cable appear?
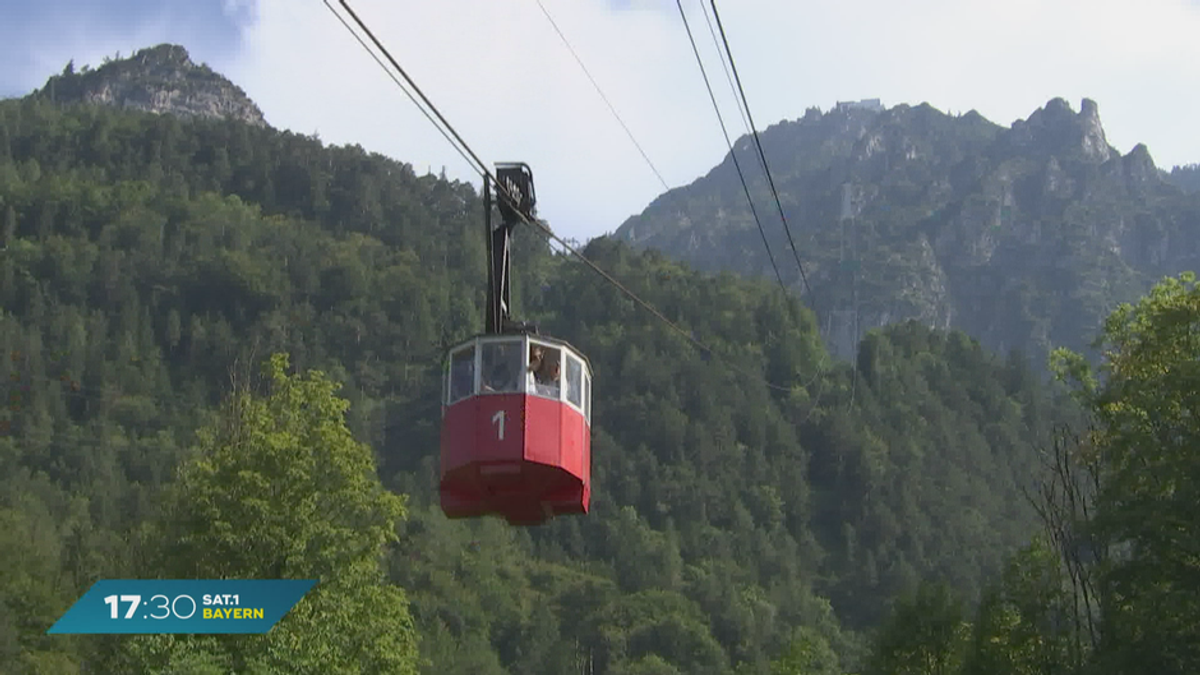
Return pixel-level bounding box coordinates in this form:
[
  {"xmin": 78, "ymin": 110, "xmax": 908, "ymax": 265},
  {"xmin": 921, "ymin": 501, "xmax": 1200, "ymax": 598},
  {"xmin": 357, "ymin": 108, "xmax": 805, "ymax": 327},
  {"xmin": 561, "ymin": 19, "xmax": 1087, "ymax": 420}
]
[
  {"xmin": 673, "ymin": 0, "xmax": 789, "ymax": 296},
  {"xmin": 699, "ymin": 0, "xmax": 750, "ymax": 136},
  {"xmin": 332, "ymin": 0, "xmax": 493, "ymax": 177},
  {"xmin": 325, "ymin": 0, "xmax": 821, "ymax": 395},
  {"xmin": 325, "ymin": 1, "xmax": 477, "ymax": 174},
  {"xmin": 535, "ymin": 0, "xmax": 670, "ymax": 192},
  {"xmin": 708, "ymin": 0, "xmax": 815, "ymax": 301}
]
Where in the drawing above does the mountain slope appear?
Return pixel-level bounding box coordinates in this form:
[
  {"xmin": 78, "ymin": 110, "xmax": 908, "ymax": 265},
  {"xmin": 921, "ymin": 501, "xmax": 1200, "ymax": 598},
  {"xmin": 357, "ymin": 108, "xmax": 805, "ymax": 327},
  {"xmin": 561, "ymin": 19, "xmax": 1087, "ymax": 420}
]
[{"xmin": 615, "ymin": 98, "xmax": 1200, "ymax": 364}]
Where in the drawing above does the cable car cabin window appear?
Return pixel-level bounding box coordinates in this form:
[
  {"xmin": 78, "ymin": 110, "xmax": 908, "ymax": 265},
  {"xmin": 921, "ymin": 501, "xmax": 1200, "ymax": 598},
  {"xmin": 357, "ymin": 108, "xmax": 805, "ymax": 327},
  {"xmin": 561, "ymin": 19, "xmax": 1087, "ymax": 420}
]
[
  {"xmin": 528, "ymin": 342, "xmax": 562, "ymax": 399},
  {"xmin": 584, "ymin": 372, "xmax": 591, "ymax": 423},
  {"xmin": 448, "ymin": 346, "xmax": 476, "ymax": 404},
  {"xmin": 481, "ymin": 340, "xmax": 523, "ymax": 394},
  {"xmin": 566, "ymin": 356, "xmax": 583, "ymax": 408}
]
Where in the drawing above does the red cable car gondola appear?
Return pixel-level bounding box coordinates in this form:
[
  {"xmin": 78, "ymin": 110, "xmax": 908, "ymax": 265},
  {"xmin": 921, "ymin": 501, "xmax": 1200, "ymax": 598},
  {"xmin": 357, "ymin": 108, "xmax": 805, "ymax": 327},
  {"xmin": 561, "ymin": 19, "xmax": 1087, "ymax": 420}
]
[{"xmin": 439, "ymin": 164, "xmax": 593, "ymax": 526}]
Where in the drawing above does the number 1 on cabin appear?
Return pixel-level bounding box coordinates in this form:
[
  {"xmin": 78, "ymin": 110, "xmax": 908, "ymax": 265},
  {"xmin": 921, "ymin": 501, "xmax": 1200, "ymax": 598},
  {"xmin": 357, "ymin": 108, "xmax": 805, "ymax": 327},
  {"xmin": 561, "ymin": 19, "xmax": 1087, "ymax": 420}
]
[{"xmin": 492, "ymin": 410, "xmax": 505, "ymax": 440}]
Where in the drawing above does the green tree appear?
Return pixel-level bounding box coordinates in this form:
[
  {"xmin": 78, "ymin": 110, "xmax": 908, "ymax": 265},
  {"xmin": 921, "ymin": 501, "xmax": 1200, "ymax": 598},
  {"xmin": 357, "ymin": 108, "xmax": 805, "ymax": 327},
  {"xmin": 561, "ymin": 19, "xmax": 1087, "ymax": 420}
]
[
  {"xmin": 610, "ymin": 653, "xmax": 684, "ymax": 675},
  {"xmin": 964, "ymin": 539, "xmax": 1077, "ymax": 675},
  {"xmin": 117, "ymin": 353, "xmax": 418, "ymax": 674},
  {"xmin": 770, "ymin": 626, "xmax": 840, "ymax": 675},
  {"xmin": 3, "ymin": 204, "xmax": 15, "ymax": 247},
  {"xmin": 0, "ymin": 486, "xmax": 85, "ymax": 674},
  {"xmin": 1053, "ymin": 272, "xmax": 1200, "ymax": 674},
  {"xmin": 585, "ymin": 590, "xmax": 729, "ymax": 675},
  {"xmin": 866, "ymin": 582, "xmax": 969, "ymax": 675}
]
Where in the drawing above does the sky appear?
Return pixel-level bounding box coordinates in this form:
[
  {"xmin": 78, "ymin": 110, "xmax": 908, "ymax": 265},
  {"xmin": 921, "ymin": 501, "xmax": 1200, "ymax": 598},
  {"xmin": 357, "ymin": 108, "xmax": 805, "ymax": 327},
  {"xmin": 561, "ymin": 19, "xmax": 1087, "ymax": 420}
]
[{"xmin": 3, "ymin": 0, "xmax": 1200, "ymax": 244}]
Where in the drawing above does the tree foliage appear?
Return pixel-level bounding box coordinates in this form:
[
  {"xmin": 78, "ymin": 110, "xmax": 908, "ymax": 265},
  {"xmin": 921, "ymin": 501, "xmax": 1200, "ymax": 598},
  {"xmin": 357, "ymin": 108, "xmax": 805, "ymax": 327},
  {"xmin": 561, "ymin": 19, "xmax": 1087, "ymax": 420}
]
[
  {"xmin": 109, "ymin": 353, "xmax": 418, "ymax": 674},
  {"xmin": 867, "ymin": 272, "xmax": 1200, "ymax": 675},
  {"xmin": 1062, "ymin": 273, "xmax": 1200, "ymax": 673},
  {"xmin": 866, "ymin": 582, "xmax": 969, "ymax": 675}
]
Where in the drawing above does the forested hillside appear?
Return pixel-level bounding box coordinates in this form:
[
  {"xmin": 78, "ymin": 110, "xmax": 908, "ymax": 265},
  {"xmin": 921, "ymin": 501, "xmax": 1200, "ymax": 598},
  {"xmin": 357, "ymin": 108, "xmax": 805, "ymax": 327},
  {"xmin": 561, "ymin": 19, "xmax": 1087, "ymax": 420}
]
[{"xmin": 0, "ymin": 91, "xmax": 1117, "ymax": 674}]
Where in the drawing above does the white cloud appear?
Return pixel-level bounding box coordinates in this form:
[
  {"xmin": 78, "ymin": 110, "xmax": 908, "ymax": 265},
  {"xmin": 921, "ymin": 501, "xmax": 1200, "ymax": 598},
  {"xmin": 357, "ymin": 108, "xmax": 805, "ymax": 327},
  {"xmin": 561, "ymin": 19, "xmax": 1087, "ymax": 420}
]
[{"xmin": 220, "ymin": 0, "xmax": 1200, "ymax": 243}]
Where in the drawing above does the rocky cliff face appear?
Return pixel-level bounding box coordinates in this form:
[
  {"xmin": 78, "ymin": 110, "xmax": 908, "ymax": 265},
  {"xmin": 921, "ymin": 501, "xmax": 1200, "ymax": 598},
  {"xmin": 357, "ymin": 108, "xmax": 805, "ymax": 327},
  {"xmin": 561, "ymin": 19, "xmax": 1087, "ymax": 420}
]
[
  {"xmin": 616, "ymin": 99, "xmax": 1200, "ymax": 363},
  {"xmin": 37, "ymin": 44, "xmax": 267, "ymax": 128}
]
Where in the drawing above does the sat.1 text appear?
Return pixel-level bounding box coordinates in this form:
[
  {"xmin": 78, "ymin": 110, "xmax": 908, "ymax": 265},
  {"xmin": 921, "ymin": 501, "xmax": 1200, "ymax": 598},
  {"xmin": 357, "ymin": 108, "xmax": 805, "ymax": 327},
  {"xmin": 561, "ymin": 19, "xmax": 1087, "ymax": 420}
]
[{"xmin": 203, "ymin": 594, "xmax": 240, "ymax": 606}]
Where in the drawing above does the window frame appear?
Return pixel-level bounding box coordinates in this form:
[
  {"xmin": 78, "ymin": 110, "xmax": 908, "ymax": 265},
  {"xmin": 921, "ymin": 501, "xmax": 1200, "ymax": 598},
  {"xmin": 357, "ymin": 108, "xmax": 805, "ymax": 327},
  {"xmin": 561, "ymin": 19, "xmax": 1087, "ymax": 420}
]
[
  {"xmin": 478, "ymin": 336, "xmax": 525, "ymax": 395},
  {"xmin": 443, "ymin": 335, "xmax": 593, "ymax": 426},
  {"xmin": 565, "ymin": 354, "xmax": 583, "ymax": 409},
  {"xmin": 446, "ymin": 342, "xmax": 478, "ymax": 405},
  {"xmin": 583, "ymin": 371, "xmax": 591, "ymax": 424}
]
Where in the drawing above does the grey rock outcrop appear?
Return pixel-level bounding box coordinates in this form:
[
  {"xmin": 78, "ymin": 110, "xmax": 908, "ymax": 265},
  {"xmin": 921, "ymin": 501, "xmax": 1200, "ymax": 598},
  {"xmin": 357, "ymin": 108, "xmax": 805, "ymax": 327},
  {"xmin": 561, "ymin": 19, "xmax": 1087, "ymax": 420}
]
[{"xmin": 39, "ymin": 44, "xmax": 267, "ymax": 128}]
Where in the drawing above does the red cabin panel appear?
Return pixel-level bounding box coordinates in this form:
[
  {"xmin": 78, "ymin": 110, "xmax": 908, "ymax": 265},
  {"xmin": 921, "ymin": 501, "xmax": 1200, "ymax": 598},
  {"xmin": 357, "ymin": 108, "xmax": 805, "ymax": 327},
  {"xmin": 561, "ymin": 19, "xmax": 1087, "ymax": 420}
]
[
  {"xmin": 440, "ymin": 392, "xmax": 590, "ymax": 525},
  {"xmin": 524, "ymin": 395, "xmax": 562, "ymax": 466}
]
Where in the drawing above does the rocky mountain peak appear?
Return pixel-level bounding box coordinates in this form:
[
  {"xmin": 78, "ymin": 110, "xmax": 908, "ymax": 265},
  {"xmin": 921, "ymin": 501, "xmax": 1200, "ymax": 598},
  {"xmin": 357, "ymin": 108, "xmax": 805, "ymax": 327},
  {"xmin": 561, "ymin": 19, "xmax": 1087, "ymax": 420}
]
[
  {"xmin": 1078, "ymin": 98, "xmax": 1111, "ymax": 162},
  {"xmin": 1121, "ymin": 142, "xmax": 1158, "ymax": 187},
  {"xmin": 1009, "ymin": 97, "xmax": 1113, "ymax": 163},
  {"xmin": 37, "ymin": 43, "xmax": 267, "ymax": 128},
  {"xmin": 1041, "ymin": 96, "xmax": 1074, "ymax": 118}
]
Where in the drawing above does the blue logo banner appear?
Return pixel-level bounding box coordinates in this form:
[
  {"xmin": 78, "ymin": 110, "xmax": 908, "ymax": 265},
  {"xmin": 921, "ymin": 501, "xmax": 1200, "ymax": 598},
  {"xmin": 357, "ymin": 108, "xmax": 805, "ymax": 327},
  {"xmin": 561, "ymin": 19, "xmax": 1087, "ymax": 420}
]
[{"xmin": 47, "ymin": 579, "xmax": 317, "ymax": 634}]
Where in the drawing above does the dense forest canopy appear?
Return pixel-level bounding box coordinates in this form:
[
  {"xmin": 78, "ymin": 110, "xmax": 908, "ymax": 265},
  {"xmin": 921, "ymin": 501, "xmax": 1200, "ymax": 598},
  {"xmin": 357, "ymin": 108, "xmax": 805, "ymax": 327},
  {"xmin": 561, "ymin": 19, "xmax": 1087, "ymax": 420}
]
[{"xmin": 1, "ymin": 87, "xmax": 1195, "ymax": 675}]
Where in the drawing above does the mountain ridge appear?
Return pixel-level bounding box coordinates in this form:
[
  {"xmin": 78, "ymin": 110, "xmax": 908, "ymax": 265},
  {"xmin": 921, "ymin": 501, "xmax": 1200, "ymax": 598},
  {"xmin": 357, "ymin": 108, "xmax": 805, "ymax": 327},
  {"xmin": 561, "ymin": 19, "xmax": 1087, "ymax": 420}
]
[{"xmin": 615, "ymin": 97, "xmax": 1200, "ymax": 364}]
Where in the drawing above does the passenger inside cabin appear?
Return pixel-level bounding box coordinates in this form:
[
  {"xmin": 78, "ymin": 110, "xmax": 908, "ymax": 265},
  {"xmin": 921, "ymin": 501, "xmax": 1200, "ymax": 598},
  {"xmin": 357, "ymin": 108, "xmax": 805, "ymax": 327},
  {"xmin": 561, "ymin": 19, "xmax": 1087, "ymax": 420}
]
[
  {"xmin": 539, "ymin": 359, "xmax": 561, "ymax": 398},
  {"xmin": 528, "ymin": 344, "xmax": 544, "ymax": 386},
  {"xmin": 528, "ymin": 344, "xmax": 561, "ymax": 398}
]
